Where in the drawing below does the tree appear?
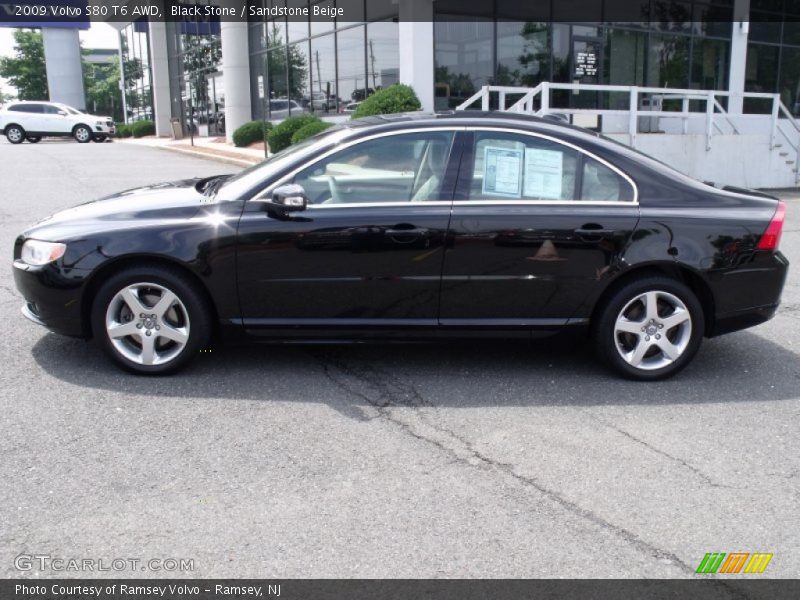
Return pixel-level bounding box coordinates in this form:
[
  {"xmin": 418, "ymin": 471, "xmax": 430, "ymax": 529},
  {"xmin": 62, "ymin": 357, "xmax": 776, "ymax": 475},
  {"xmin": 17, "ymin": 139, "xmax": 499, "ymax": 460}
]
[
  {"xmin": 262, "ymin": 24, "xmax": 308, "ymax": 101},
  {"xmin": 0, "ymin": 89, "xmax": 14, "ymax": 105},
  {"xmin": 0, "ymin": 29, "xmax": 48, "ymax": 100},
  {"xmin": 83, "ymin": 58, "xmax": 123, "ymax": 121}
]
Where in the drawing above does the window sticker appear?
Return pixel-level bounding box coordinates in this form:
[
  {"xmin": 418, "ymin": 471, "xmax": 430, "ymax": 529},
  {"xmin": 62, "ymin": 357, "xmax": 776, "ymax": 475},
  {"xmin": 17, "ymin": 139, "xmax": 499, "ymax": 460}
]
[
  {"xmin": 482, "ymin": 146, "xmax": 523, "ymax": 198},
  {"xmin": 524, "ymin": 148, "xmax": 563, "ymax": 199}
]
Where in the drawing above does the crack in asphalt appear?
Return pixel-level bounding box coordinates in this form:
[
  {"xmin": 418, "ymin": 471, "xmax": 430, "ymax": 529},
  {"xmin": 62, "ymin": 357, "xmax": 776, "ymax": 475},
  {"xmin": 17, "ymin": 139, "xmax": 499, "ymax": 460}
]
[
  {"xmin": 578, "ymin": 409, "xmax": 738, "ymax": 490},
  {"xmin": 310, "ymin": 351, "xmax": 702, "ymax": 573},
  {"xmin": 311, "ymin": 351, "xmax": 762, "ymax": 597}
]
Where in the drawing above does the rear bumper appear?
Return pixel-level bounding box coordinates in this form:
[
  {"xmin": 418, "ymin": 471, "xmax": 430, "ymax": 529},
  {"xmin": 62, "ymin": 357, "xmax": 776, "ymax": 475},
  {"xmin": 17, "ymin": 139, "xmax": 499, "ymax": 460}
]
[
  {"xmin": 708, "ymin": 251, "xmax": 789, "ymax": 337},
  {"xmin": 12, "ymin": 260, "xmax": 89, "ymax": 338}
]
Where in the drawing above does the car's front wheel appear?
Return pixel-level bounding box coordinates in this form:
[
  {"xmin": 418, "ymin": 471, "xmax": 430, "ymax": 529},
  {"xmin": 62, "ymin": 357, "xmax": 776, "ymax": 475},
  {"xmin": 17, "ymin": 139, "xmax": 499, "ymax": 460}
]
[
  {"xmin": 594, "ymin": 276, "xmax": 704, "ymax": 380},
  {"xmin": 93, "ymin": 134, "xmax": 107, "ymax": 143},
  {"xmin": 26, "ymin": 135, "xmax": 41, "ymax": 143},
  {"xmin": 5, "ymin": 125, "xmax": 25, "ymax": 144},
  {"xmin": 91, "ymin": 266, "xmax": 211, "ymax": 374},
  {"xmin": 73, "ymin": 125, "xmax": 92, "ymax": 143}
]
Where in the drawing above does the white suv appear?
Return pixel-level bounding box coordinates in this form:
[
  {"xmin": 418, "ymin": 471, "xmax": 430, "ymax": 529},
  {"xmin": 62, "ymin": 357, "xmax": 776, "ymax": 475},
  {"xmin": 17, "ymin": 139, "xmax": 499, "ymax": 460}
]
[{"xmin": 0, "ymin": 101, "xmax": 116, "ymax": 144}]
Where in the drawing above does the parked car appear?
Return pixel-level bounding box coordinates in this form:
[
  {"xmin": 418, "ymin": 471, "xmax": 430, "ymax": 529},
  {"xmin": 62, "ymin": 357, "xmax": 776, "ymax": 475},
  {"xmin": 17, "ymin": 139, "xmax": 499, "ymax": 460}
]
[
  {"xmin": 12, "ymin": 113, "xmax": 788, "ymax": 378},
  {"xmin": 0, "ymin": 101, "xmax": 116, "ymax": 143},
  {"xmin": 341, "ymin": 101, "xmax": 361, "ymax": 114},
  {"xmin": 267, "ymin": 99, "xmax": 304, "ymax": 120}
]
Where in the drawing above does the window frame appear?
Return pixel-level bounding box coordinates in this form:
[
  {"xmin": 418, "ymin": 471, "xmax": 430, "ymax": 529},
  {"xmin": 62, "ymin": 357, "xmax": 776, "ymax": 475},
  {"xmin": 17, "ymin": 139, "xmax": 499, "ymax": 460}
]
[
  {"xmin": 251, "ymin": 127, "xmax": 463, "ymax": 208},
  {"xmin": 454, "ymin": 127, "xmax": 639, "ymax": 206}
]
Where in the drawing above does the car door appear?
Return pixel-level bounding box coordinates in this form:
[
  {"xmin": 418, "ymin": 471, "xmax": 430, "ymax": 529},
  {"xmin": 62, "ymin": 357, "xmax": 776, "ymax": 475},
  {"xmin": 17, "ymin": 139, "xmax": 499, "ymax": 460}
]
[
  {"xmin": 439, "ymin": 128, "xmax": 639, "ymax": 327},
  {"xmin": 15, "ymin": 103, "xmax": 46, "ymax": 132},
  {"xmin": 235, "ymin": 128, "xmax": 459, "ymax": 337},
  {"xmin": 41, "ymin": 104, "xmax": 70, "ymax": 133}
]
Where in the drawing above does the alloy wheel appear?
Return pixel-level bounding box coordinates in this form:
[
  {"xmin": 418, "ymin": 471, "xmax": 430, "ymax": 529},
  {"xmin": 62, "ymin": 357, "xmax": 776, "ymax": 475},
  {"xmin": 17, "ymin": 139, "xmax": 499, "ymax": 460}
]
[
  {"xmin": 75, "ymin": 127, "xmax": 91, "ymax": 142},
  {"xmin": 104, "ymin": 282, "xmax": 190, "ymax": 366},
  {"xmin": 7, "ymin": 127, "xmax": 23, "ymax": 143},
  {"xmin": 613, "ymin": 290, "xmax": 692, "ymax": 371}
]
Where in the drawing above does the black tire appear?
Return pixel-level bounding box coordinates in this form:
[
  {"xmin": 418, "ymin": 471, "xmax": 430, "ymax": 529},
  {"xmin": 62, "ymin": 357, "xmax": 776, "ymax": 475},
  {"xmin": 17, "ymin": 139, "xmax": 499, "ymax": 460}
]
[
  {"xmin": 73, "ymin": 124, "xmax": 92, "ymax": 143},
  {"xmin": 5, "ymin": 124, "xmax": 25, "ymax": 144},
  {"xmin": 26, "ymin": 135, "xmax": 42, "ymax": 143},
  {"xmin": 90, "ymin": 265, "xmax": 212, "ymax": 375},
  {"xmin": 594, "ymin": 276, "xmax": 704, "ymax": 381},
  {"xmin": 92, "ymin": 134, "xmax": 107, "ymax": 143}
]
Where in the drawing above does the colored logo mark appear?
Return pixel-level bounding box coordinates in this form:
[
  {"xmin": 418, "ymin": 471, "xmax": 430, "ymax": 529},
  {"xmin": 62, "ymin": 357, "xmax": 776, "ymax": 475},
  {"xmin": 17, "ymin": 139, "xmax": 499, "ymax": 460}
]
[{"xmin": 696, "ymin": 552, "xmax": 773, "ymax": 574}]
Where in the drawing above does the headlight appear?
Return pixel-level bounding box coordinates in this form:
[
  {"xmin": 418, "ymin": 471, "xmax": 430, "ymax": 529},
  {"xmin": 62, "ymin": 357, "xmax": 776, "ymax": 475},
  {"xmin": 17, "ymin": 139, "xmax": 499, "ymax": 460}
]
[{"xmin": 21, "ymin": 240, "xmax": 66, "ymax": 266}]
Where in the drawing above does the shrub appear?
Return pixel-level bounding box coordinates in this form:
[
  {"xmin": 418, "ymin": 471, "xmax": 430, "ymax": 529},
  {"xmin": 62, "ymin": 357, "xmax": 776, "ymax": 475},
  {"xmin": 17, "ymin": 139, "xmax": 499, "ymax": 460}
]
[
  {"xmin": 115, "ymin": 124, "xmax": 132, "ymax": 138},
  {"xmin": 267, "ymin": 115, "xmax": 320, "ymax": 153},
  {"xmin": 130, "ymin": 120, "xmax": 155, "ymax": 138},
  {"xmin": 351, "ymin": 84, "xmax": 421, "ymax": 119},
  {"xmin": 232, "ymin": 120, "xmax": 273, "ymax": 147},
  {"xmin": 290, "ymin": 120, "xmax": 333, "ymax": 145}
]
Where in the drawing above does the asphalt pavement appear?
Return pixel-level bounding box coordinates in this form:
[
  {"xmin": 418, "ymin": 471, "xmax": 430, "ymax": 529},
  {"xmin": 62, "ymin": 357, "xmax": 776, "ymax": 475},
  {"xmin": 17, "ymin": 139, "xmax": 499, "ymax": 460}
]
[{"xmin": 0, "ymin": 137, "xmax": 798, "ymax": 579}]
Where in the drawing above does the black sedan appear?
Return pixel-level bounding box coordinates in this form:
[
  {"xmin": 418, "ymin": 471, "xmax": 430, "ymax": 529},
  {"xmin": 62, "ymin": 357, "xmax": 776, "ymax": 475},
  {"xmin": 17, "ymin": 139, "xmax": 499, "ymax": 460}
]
[{"xmin": 12, "ymin": 112, "xmax": 789, "ymax": 379}]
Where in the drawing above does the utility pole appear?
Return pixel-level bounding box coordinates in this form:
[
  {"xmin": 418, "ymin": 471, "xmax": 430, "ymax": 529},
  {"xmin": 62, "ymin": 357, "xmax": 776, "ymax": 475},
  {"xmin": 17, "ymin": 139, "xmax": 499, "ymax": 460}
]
[{"xmin": 369, "ymin": 39, "xmax": 377, "ymax": 89}]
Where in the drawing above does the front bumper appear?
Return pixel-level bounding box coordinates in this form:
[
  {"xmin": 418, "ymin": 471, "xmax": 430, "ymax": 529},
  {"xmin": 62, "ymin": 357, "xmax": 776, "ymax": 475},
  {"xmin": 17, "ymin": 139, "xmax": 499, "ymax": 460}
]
[{"xmin": 13, "ymin": 260, "xmax": 90, "ymax": 338}]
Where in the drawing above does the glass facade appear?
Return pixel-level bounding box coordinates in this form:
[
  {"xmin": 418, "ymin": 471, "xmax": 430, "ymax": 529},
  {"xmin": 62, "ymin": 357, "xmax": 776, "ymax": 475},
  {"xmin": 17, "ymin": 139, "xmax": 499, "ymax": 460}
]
[
  {"xmin": 746, "ymin": 1, "xmax": 800, "ymax": 114},
  {"xmin": 166, "ymin": 19, "xmax": 224, "ymax": 136},
  {"xmin": 119, "ymin": 20, "xmax": 154, "ymax": 123},
  {"xmin": 433, "ymin": 1, "xmax": 735, "ymax": 110},
  {"xmin": 247, "ymin": 0, "xmax": 399, "ymax": 120}
]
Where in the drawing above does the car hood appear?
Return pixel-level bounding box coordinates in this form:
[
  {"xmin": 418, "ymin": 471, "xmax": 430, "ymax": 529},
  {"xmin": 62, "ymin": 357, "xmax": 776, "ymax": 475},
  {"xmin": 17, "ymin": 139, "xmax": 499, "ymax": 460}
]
[{"xmin": 24, "ymin": 177, "xmax": 228, "ymax": 240}]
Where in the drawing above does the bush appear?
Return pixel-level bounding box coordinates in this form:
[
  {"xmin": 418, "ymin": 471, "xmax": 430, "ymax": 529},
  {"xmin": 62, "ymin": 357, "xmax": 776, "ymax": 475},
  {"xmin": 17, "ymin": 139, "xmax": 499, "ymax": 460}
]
[
  {"xmin": 267, "ymin": 115, "xmax": 320, "ymax": 153},
  {"xmin": 232, "ymin": 120, "xmax": 273, "ymax": 147},
  {"xmin": 130, "ymin": 120, "xmax": 155, "ymax": 138},
  {"xmin": 351, "ymin": 84, "xmax": 421, "ymax": 119},
  {"xmin": 290, "ymin": 120, "xmax": 333, "ymax": 145},
  {"xmin": 115, "ymin": 124, "xmax": 132, "ymax": 138}
]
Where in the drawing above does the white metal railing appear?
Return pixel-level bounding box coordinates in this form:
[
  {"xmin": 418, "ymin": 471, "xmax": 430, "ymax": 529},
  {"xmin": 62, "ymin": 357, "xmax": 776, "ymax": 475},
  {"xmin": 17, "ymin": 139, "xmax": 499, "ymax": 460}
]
[{"xmin": 456, "ymin": 83, "xmax": 800, "ymax": 180}]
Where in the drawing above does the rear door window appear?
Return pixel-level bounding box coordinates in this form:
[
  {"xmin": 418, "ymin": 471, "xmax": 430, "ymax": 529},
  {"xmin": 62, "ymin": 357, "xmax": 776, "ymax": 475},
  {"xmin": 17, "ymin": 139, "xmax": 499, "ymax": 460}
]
[{"xmin": 464, "ymin": 131, "xmax": 634, "ymax": 202}]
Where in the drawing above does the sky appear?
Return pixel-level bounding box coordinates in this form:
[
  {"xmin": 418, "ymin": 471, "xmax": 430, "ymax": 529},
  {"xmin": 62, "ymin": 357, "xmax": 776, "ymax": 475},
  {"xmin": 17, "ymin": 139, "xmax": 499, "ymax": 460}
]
[{"xmin": 0, "ymin": 23, "xmax": 120, "ymax": 97}]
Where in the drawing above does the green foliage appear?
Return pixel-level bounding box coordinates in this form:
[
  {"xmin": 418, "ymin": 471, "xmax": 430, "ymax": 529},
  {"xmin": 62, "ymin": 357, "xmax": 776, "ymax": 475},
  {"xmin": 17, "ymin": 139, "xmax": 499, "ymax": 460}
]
[
  {"xmin": 130, "ymin": 120, "xmax": 155, "ymax": 138},
  {"xmin": 115, "ymin": 124, "xmax": 132, "ymax": 138},
  {"xmin": 351, "ymin": 84, "xmax": 421, "ymax": 119},
  {"xmin": 83, "ymin": 57, "xmax": 123, "ymax": 122},
  {"xmin": 290, "ymin": 120, "xmax": 333, "ymax": 145},
  {"xmin": 267, "ymin": 115, "xmax": 320, "ymax": 153},
  {"xmin": 232, "ymin": 120, "xmax": 273, "ymax": 147},
  {"xmin": 0, "ymin": 30, "xmax": 48, "ymax": 101}
]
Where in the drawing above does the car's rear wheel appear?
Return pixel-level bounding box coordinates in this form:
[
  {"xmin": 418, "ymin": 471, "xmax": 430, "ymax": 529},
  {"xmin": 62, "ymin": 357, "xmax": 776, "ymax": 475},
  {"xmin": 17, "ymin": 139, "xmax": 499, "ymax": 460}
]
[
  {"xmin": 26, "ymin": 135, "xmax": 41, "ymax": 143},
  {"xmin": 5, "ymin": 125, "xmax": 25, "ymax": 144},
  {"xmin": 594, "ymin": 276, "xmax": 704, "ymax": 380},
  {"xmin": 91, "ymin": 266, "xmax": 211, "ymax": 374},
  {"xmin": 73, "ymin": 125, "xmax": 92, "ymax": 143}
]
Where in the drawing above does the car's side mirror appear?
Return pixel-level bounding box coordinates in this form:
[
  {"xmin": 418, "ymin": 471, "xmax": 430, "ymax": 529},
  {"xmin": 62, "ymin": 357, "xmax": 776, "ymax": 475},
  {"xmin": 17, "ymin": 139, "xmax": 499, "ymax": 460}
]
[
  {"xmin": 57, "ymin": 110, "xmax": 67, "ymax": 116},
  {"xmin": 266, "ymin": 183, "xmax": 309, "ymax": 216}
]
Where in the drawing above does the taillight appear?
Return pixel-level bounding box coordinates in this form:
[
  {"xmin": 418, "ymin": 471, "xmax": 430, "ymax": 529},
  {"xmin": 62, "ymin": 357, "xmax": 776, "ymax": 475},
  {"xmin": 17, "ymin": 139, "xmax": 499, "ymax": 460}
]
[{"xmin": 756, "ymin": 200, "xmax": 786, "ymax": 251}]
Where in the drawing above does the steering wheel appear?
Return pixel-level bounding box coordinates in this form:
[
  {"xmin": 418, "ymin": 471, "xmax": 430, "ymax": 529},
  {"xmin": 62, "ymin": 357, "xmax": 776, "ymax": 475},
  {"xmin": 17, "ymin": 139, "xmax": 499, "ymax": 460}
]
[{"xmin": 326, "ymin": 175, "xmax": 343, "ymax": 204}]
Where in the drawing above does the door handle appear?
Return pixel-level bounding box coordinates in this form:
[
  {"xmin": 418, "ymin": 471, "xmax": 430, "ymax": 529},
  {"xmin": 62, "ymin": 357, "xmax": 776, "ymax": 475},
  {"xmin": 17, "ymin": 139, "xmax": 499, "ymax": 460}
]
[
  {"xmin": 574, "ymin": 224, "xmax": 613, "ymax": 236},
  {"xmin": 385, "ymin": 226, "xmax": 428, "ymax": 236}
]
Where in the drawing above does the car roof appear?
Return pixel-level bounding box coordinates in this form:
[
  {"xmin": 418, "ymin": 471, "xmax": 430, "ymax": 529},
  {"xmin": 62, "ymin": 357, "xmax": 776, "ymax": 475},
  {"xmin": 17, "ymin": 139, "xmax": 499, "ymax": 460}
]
[{"xmin": 341, "ymin": 110, "xmax": 618, "ymax": 150}]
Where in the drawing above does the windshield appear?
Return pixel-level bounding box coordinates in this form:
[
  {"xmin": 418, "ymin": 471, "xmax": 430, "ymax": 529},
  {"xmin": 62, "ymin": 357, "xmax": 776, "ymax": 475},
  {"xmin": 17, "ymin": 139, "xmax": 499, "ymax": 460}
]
[{"xmin": 216, "ymin": 126, "xmax": 348, "ymax": 201}]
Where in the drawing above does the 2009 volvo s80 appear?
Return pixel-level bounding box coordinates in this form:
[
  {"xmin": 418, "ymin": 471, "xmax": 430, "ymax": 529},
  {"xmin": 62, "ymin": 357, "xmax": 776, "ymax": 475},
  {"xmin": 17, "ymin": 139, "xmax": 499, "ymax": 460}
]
[{"xmin": 12, "ymin": 113, "xmax": 789, "ymax": 379}]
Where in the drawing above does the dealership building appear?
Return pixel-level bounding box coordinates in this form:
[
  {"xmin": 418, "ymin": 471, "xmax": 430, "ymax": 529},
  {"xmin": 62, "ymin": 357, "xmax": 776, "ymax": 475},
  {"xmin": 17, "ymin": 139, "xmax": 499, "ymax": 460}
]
[
  {"xmin": 104, "ymin": 0, "xmax": 798, "ymax": 135},
  {"xmin": 12, "ymin": 0, "xmax": 800, "ymax": 185}
]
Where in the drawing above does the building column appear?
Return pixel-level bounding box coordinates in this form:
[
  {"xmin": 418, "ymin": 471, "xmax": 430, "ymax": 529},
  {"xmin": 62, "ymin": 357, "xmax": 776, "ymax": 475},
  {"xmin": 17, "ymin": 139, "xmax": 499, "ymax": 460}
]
[
  {"xmin": 399, "ymin": 0, "xmax": 434, "ymax": 112},
  {"xmin": 221, "ymin": 21, "xmax": 252, "ymax": 143},
  {"xmin": 42, "ymin": 28, "xmax": 85, "ymax": 110},
  {"xmin": 728, "ymin": 0, "xmax": 751, "ymax": 115},
  {"xmin": 148, "ymin": 21, "xmax": 173, "ymax": 136}
]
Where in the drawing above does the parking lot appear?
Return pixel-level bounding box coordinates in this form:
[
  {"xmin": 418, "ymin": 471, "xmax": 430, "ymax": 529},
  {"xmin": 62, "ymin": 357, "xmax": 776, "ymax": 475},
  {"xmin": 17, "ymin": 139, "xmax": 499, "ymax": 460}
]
[{"xmin": 0, "ymin": 138, "xmax": 798, "ymax": 578}]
